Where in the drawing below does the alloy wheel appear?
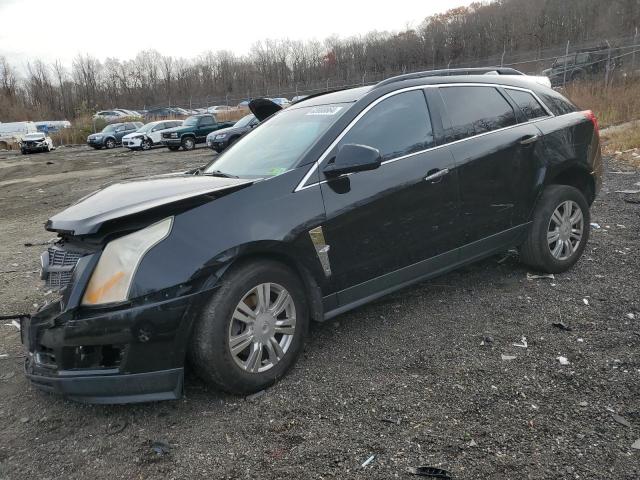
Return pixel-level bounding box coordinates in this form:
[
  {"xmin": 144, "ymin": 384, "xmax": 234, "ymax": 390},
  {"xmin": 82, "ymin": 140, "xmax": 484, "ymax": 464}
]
[
  {"xmin": 228, "ymin": 282, "xmax": 296, "ymax": 373},
  {"xmin": 547, "ymin": 200, "xmax": 584, "ymax": 260}
]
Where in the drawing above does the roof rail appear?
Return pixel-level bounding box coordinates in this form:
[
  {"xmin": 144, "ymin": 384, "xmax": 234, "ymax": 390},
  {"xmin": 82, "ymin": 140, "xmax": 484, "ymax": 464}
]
[{"xmin": 373, "ymin": 67, "xmax": 525, "ymax": 89}]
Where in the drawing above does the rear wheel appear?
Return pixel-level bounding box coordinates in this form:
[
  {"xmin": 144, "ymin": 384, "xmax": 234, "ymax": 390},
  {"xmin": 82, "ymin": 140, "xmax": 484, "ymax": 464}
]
[
  {"xmin": 519, "ymin": 185, "xmax": 590, "ymax": 273},
  {"xmin": 189, "ymin": 260, "xmax": 309, "ymax": 394},
  {"xmin": 182, "ymin": 136, "xmax": 195, "ymax": 151},
  {"xmin": 105, "ymin": 138, "xmax": 116, "ymax": 149}
]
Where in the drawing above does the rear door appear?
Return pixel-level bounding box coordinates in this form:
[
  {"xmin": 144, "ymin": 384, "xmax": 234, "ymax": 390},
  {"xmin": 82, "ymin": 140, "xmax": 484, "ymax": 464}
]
[
  {"xmin": 438, "ymin": 85, "xmax": 544, "ymax": 246},
  {"xmin": 318, "ymin": 89, "xmax": 460, "ymax": 300},
  {"xmin": 149, "ymin": 122, "xmax": 165, "ymax": 143}
]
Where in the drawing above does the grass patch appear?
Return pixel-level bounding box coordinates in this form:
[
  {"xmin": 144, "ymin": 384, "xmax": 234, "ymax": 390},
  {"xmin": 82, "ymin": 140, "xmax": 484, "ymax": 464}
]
[{"xmin": 564, "ymin": 79, "xmax": 640, "ymax": 128}]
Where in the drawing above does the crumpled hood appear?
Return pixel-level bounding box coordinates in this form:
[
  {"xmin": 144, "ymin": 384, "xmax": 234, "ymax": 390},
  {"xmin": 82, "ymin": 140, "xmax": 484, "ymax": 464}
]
[
  {"xmin": 46, "ymin": 175, "xmax": 254, "ymax": 235},
  {"xmin": 122, "ymin": 131, "xmax": 144, "ymax": 140}
]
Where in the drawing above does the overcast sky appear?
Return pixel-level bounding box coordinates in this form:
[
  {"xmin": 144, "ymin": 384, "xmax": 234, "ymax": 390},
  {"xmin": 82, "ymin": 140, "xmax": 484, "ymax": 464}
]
[{"xmin": 0, "ymin": 0, "xmax": 474, "ymax": 68}]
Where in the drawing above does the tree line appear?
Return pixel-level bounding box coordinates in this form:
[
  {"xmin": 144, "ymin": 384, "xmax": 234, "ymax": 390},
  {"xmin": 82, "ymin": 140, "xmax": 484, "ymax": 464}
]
[{"xmin": 1, "ymin": 0, "xmax": 638, "ymax": 122}]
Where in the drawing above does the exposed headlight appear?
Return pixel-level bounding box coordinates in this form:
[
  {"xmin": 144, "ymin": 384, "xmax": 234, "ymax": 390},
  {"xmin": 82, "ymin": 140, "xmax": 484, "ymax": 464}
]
[
  {"xmin": 170, "ymin": 132, "xmax": 178, "ymax": 138},
  {"xmin": 82, "ymin": 217, "xmax": 173, "ymax": 306},
  {"xmin": 94, "ymin": 135, "xmax": 103, "ymax": 140},
  {"xmin": 215, "ymin": 134, "xmax": 227, "ymax": 140}
]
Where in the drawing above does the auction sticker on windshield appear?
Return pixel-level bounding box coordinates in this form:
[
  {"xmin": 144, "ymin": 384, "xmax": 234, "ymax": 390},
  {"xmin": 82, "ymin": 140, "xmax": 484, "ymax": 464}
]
[{"xmin": 305, "ymin": 106, "xmax": 344, "ymax": 116}]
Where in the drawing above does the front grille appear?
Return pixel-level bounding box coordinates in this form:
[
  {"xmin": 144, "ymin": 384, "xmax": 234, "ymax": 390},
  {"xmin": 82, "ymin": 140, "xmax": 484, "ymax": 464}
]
[{"xmin": 41, "ymin": 246, "xmax": 84, "ymax": 290}]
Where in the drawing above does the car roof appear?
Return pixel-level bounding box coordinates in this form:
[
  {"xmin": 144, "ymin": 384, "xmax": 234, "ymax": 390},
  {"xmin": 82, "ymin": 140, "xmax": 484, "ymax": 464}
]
[{"xmin": 289, "ymin": 86, "xmax": 373, "ymax": 108}]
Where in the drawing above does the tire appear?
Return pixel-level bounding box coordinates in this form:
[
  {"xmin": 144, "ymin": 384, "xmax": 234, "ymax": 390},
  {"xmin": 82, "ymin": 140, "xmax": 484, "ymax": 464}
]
[
  {"xmin": 182, "ymin": 136, "xmax": 195, "ymax": 151},
  {"xmin": 519, "ymin": 185, "xmax": 590, "ymax": 273},
  {"xmin": 168, "ymin": 146, "xmax": 180, "ymax": 151},
  {"xmin": 105, "ymin": 138, "xmax": 116, "ymax": 149},
  {"xmin": 189, "ymin": 260, "xmax": 309, "ymax": 395},
  {"xmin": 21, "ymin": 149, "xmax": 26, "ymax": 155},
  {"xmin": 141, "ymin": 138, "xmax": 152, "ymax": 151}
]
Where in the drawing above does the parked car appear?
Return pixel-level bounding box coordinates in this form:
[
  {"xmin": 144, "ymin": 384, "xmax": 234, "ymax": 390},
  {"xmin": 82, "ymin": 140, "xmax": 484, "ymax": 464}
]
[
  {"xmin": 542, "ymin": 45, "xmax": 621, "ymax": 86},
  {"xmin": 22, "ymin": 71, "xmax": 601, "ymax": 404},
  {"xmin": 93, "ymin": 110, "xmax": 128, "ymax": 122},
  {"xmin": 114, "ymin": 109, "xmax": 143, "ymax": 118},
  {"xmin": 144, "ymin": 107, "xmax": 185, "ymax": 118},
  {"xmin": 160, "ymin": 114, "xmax": 234, "ymax": 151},
  {"xmin": 206, "ymin": 105, "xmax": 233, "ymax": 114},
  {"xmin": 237, "ymin": 100, "xmax": 250, "ymax": 108},
  {"xmin": 206, "ymin": 114, "xmax": 258, "ymax": 152},
  {"xmin": 86, "ymin": 122, "xmax": 143, "ymax": 149},
  {"xmin": 269, "ymin": 97, "xmax": 290, "ymax": 107},
  {"xmin": 122, "ymin": 120, "xmax": 183, "ymax": 150},
  {"xmin": 19, "ymin": 132, "xmax": 54, "ymax": 154}
]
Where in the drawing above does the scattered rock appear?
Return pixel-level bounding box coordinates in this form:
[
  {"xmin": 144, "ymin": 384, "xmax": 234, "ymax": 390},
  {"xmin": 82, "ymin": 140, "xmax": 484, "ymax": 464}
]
[
  {"xmin": 552, "ymin": 321, "xmax": 572, "ymax": 331},
  {"xmin": 557, "ymin": 356, "xmax": 570, "ymax": 366},
  {"xmin": 611, "ymin": 413, "xmax": 632, "ymax": 428},
  {"xmin": 501, "ymin": 354, "xmax": 516, "ymax": 361}
]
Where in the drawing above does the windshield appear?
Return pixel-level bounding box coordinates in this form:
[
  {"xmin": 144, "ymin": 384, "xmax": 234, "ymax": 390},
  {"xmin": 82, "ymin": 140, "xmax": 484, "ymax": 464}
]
[
  {"xmin": 234, "ymin": 115, "xmax": 255, "ymax": 128},
  {"xmin": 203, "ymin": 104, "xmax": 347, "ymax": 178},
  {"xmin": 136, "ymin": 123, "xmax": 156, "ymax": 133},
  {"xmin": 102, "ymin": 125, "xmax": 116, "ymax": 133},
  {"xmin": 24, "ymin": 134, "xmax": 44, "ymax": 140},
  {"xmin": 183, "ymin": 116, "xmax": 198, "ymax": 126}
]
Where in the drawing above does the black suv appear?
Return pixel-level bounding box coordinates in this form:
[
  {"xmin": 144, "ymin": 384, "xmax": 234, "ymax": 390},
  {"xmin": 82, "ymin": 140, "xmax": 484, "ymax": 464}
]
[
  {"xmin": 23, "ymin": 71, "xmax": 601, "ymax": 403},
  {"xmin": 87, "ymin": 122, "xmax": 143, "ymax": 149}
]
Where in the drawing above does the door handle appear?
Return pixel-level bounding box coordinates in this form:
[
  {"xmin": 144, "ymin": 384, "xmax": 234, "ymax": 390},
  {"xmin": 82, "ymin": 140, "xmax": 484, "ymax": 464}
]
[
  {"xmin": 520, "ymin": 134, "xmax": 540, "ymax": 145},
  {"xmin": 424, "ymin": 168, "xmax": 450, "ymax": 183}
]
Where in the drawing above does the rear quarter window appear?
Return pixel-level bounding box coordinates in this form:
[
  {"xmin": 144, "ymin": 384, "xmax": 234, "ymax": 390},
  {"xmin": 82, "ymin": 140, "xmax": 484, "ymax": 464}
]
[
  {"xmin": 439, "ymin": 86, "xmax": 517, "ymax": 141},
  {"xmin": 536, "ymin": 89, "xmax": 576, "ymax": 115},
  {"xmin": 505, "ymin": 89, "xmax": 549, "ymax": 121}
]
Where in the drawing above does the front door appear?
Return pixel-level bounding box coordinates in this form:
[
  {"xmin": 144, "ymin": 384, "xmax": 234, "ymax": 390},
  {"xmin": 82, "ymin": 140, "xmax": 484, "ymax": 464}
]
[{"xmin": 318, "ymin": 89, "xmax": 460, "ymax": 301}]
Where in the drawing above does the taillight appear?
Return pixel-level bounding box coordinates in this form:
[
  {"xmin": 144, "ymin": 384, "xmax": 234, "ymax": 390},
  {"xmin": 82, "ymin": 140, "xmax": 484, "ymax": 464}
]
[{"xmin": 582, "ymin": 110, "xmax": 599, "ymax": 137}]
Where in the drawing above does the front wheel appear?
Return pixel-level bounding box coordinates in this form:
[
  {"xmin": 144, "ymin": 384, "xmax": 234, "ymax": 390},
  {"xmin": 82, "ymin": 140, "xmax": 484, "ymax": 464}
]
[
  {"xmin": 519, "ymin": 185, "xmax": 590, "ymax": 273},
  {"xmin": 104, "ymin": 138, "xmax": 116, "ymax": 149},
  {"xmin": 182, "ymin": 136, "xmax": 195, "ymax": 151},
  {"xmin": 141, "ymin": 138, "xmax": 152, "ymax": 150},
  {"xmin": 189, "ymin": 260, "xmax": 309, "ymax": 394}
]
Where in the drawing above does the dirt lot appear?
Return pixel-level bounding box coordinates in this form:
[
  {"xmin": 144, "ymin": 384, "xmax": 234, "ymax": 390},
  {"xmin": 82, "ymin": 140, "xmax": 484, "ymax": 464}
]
[{"xmin": 0, "ymin": 145, "xmax": 638, "ymax": 479}]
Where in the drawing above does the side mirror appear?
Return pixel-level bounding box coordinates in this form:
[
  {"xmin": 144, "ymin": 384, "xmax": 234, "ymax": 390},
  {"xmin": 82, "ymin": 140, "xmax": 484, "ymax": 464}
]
[{"xmin": 323, "ymin": 144, "xmax": 381, "ymax": 177}]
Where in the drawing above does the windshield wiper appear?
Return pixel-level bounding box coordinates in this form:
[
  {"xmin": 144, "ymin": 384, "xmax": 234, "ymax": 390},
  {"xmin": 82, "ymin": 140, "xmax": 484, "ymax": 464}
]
[{"xmin": 203, "ymin": 170, "xmax": 239, "ymax": 178}]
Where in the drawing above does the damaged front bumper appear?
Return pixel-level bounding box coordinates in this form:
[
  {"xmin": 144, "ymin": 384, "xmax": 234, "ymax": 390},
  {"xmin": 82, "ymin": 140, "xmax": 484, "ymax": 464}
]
[{"xmin": 21, "ymin": 288, "xmax": 212, "ymax": 404}]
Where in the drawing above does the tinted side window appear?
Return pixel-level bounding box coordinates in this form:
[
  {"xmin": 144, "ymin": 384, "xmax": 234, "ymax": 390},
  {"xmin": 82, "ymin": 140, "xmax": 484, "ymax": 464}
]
[
  {"xmin": 200, "ymin": 117, "xmax": 214, "ymax": 126},
  {"xmin": 439, "ymin": 86, "xmax": 517, "ymax": 141},
  {"xmin": 338, "ymin": 90, "xmax": 433, "ymax": 161},
  {"xmin": 506, "ymin": 89, "xmax": 549, "ymax": 121},
  {"xmin": 537, "ymin": 89, "xmax": 576, "ymax": 116}
]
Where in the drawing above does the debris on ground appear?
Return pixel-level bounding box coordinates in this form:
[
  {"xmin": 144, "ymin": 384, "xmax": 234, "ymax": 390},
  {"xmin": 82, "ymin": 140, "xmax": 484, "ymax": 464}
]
[
  {"xmin": 380, "ymin": 417, "xmax": 402, "ymax": 426},
  {"xmin": 579, "ymin": 401, "xmax": 588, "ymax": 407},
  {"xmin": 150, "ymin": 440, "xmax": 171, "ymax": 456},
  {"xmin": 408, "ymin": 466, "xmax": 453, "ymax": 478},
  {"xmin": 590, "ymin": 222, "xmax": 601, "ymax": 229},
  {"xmin": 557, "ymin": 356, "xmax": 570, "ymax": 366},
  {"xmin": 583, "ymin": 298, "xmax": 590, "ymax": 306},
  {"xmin": 626, "ymin": 313, "xmax": 636, "ymax": 320},
  {"xmin": 468, "ymin": 439, "xmax": 478, "ymax": 447},
  {"xmin": 480, "ymin": 335, "xmax": 494, "ymax": 346},
  {"xmin": 615, "ymin": 189, "xmax": 640, "ymax": 194},
  {"xmin": 527, "ymin": 273, "xmax": 555, "ymax": 280},
  {"xmin": 632, "ymin": 439, "xmax": 640, "ymax": 450},
  {"xmin": 552, "ymin": 321, "xmax": 573, "ymax": 331},
  {"xmin": 361, "ymin": 455, "xmax": 375, "ymax": 467},
  {"xmin": 512, "ymin": 336, "xmax": 528, "ymax": 348},
  {"xmin": 501, "ymin": 354, "xmax": 516, "ymax": 361},
  {"xmin": 611, "ymin": 413, "xmax": 632, "ymax": 428},
  {"xmin": 106, "ymin": 420, "xmax": 128, "ymax": 435}
]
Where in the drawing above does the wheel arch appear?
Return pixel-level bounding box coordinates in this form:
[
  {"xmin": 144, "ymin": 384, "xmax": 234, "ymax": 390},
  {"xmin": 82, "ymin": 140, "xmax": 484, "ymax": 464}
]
[
  {"xmin": 218, "ymin": 247, "xmax": 325, "ymax": 324},
  {"xmin": 546, "ymin": 165, "xmax": 596, "ymax": 205}
]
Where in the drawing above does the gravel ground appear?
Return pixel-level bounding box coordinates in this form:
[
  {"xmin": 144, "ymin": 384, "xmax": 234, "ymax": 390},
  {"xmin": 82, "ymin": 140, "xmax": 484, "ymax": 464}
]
[{"xmin": 0, "ymin": 146, "xmax": 638, "ymax": 479}]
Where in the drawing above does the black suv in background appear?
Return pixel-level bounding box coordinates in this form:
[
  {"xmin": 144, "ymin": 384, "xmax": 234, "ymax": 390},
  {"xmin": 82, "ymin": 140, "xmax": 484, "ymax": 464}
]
[
  {"xmin": 86, "ymin": 122, "xmax": 143, "ymax": 149},
  {"xmin": 206, "ymin": 114, "xmax": 259, "ymax": 152},
  {"xmin": 23, "ymin": 71, "xmax": 601, "ymax": 403}
]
